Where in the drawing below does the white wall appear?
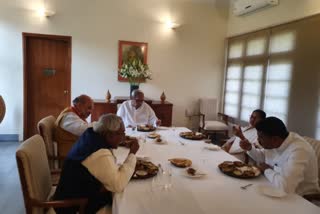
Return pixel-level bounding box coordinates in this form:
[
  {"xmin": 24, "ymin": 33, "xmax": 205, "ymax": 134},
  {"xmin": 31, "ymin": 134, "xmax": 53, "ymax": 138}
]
[
  {"xmin": 0, "ymin": 0, "xmax": 229, "ymax": 140},
  {"xmin": 228, "ymin": 0, "xmax": 320, "ymax": 36}
]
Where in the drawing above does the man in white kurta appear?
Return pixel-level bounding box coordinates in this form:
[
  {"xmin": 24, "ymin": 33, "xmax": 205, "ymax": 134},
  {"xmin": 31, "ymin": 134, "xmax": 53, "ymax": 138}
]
[
  {"xmin": 240, "ymin": 117, "xmax": 320, "ymax": 196},
  {"xmin": 117, "ymin": 90, "xmax": 161, "ymax": 127},
  {"xmin": 222, "ymin": 109, "xmax": 266, "ymax": 161}
]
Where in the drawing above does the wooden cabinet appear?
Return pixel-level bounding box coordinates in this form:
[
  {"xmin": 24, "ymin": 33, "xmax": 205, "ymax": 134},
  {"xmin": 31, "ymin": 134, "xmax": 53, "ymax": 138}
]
[{"xmin": 91, "ymin": 97, "xmax": 173, "ymax": 126}]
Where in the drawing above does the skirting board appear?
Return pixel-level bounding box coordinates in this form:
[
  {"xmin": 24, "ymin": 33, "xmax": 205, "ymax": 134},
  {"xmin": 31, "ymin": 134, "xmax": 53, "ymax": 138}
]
[{"xmin": 0, "ymin": 134, "xmax": 19, "ymax": 142}]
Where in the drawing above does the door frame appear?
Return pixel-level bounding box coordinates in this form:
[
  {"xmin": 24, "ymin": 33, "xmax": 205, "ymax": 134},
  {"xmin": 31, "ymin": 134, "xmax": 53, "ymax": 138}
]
[{"xmin": 22, "ymin": 32, "xmax": 72, "ymax": 140}]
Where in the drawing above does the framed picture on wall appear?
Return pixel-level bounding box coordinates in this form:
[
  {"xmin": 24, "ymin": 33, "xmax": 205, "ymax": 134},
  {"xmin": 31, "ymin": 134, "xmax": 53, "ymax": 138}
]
[{"xmin": 118, "ymin": 40, "xmax": 148, "ymax": 82}]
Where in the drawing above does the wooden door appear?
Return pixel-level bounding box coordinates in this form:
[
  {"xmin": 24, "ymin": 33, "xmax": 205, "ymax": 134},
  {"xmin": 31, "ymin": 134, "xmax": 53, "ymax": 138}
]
[{"xmin": 23, "ymin": 33, "xmax": 71, "ymax": 140}]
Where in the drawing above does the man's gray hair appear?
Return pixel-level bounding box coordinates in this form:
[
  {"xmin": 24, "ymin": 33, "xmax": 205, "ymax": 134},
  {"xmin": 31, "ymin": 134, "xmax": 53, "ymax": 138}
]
[
  {"xmin": 93, "ymin": 114, "xmax": 124, "ymax": 135},
  {"xmin": 131, "ymin": 89, "xmax": 144, "ymax": 99}
]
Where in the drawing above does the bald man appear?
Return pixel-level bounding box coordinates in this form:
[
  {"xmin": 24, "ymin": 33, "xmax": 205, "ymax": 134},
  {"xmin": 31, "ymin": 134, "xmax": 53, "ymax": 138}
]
[
  {"xmin": 117, "ymin": 90, "xmax": 161, "ymax": 127},
  {"xmin": 54, "ymin": 94, "xmax": 94, "ymax": 157}
]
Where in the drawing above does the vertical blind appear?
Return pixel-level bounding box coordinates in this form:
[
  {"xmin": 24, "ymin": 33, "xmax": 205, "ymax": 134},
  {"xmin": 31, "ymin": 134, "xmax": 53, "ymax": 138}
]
[{"xmin": 224, "ymin": 14, "xmax": 320, "ymax": 138}]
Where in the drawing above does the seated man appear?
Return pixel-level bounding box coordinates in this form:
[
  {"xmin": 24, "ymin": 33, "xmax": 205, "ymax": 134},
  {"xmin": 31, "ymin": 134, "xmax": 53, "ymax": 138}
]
[
  {"xmin": 53, "ymin": 114, "xmax": 139, "ymax": 214},
  {"xmin": 240, "ymin": 117, "xmax": 320, "ymax": 195},
  {"xmin": 222, "ymin": 109, "xmax": 266, "ymax": 161},
  {"xmin": 117, "ymin": 89, "xmax": 161, "ymax": 127},
  {"xmin": 54, "ymin": 94, "xmax": 94, "ymax": 157}
]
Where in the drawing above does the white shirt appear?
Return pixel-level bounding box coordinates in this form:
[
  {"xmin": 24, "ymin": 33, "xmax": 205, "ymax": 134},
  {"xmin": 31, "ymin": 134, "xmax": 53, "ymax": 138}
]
[
  {"xmin": 60, "ymin": 112, "xmax": 93, "ymax": 136},
  {"xmin": 117, "ymin": 100, "xmax": 158, "ymax": 127},
  {"xmin": 228, "ymin": 126, "xmax": 259, "ymax": 154},
  {"xmin": 248, "ymin": 132, "xmax": 320, "ymax": 195},
  {"xmin": 82, "ymin": 149, "xmax": 136, "ymax": 193}
]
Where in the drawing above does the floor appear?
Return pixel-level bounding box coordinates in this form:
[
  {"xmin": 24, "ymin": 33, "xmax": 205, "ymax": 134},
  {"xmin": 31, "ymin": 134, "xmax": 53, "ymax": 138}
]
[{"xmin": 0, "ymin": 141, "xmax": 25, "ymax": 213}]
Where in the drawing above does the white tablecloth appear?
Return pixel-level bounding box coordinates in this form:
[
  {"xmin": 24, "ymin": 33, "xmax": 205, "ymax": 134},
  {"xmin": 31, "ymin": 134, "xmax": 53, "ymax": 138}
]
[{"xmin": 112, "ymin": 127, "xmax": 319, "ymax": 214}]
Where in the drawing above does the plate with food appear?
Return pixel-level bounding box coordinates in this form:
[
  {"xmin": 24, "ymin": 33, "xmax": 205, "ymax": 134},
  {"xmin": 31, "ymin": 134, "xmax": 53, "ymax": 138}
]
[
  {"xmin": 179, "ymin": 132, "xmax": 206, "ymax": 140},
  {"xmin": 183, "ymin": 167, "xmax": 206, "ymax": 178},
  {"xmin": 168, "ymin": 158, "xmax": 192, "ymax": 168},
  {"xmin": 132, "ymin": 160, "xmax": 159, "ymax": 179},
  {"xmin": 137, "ymin": 124, "xmax": 156, "ymax": 132},
  {"xmin": 147, "ymin": 132, "xmax": 160, "ymax": 139},
  {"xmin": 218, "ymin": 161, "xmax": 261, "ymax": 179},
  {"xmin": 119, "ymin": 136, "xmax": 136, "ymax": 148}
]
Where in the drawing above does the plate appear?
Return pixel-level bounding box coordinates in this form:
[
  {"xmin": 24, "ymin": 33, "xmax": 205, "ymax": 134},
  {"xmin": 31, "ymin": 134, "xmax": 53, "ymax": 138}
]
[
  {"xmin": 137, "ymin": 125, "xmax": 156, "ymax": 132},
  {"xmin": 168, "ymin": 158, "xmax": 192, "ymax": 168},
  {"xmin": 147, "ymin": 132, "xmax": 160, "ymax": 139},
  {"xmin": 256, "ymin": 185, "xmax": 287, "ymax": 198},
  {"xmin": 132, "ymin": 160, "xmax": 159, "ymax": 179},
  {"xmin": 218, "ymin": 161, "xmax": 261, "ymax": 179},
  {"xmin": 179, "ymin": 132, "xmax": 206, "ymax": 140},
  {"xmin": 182, "ymin": 167, "xmax": 206, "ymax": 178},
  {"xmin": 136, "ymin": 155, "xmax": 151, "ymax": 161},
  {"xmin": 204, "ymin": 145, "xmax": 220, "ymax": 151}
]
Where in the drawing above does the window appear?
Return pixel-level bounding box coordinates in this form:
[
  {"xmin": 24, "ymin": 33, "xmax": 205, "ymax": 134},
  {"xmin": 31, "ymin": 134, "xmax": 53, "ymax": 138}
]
[
  {"xmin": 224, "ymin": 31, "xmax": 295, "ymax": 124},
  {"xmin": 224, "ymin": 15, "xmax": 320, "ymax": 138}
]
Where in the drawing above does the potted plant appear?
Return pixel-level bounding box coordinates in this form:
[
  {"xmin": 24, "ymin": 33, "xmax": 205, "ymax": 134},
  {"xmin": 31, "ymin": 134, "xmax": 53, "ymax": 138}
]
[{"xmin": 119, "ymin": 58, "xmax": 152, "ymax": 96}]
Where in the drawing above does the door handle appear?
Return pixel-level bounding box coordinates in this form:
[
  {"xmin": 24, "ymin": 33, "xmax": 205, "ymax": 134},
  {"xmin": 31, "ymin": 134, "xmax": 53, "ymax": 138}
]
[{"xmin": 64, "ymin": 90, "xmax": 69, "ymax": 94}]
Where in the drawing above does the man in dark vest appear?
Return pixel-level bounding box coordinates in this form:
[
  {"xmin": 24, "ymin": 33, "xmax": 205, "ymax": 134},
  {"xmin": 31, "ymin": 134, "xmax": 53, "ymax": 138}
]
[
  {"xmin": 54, "ymin": 94, "xmax": 94, "ymax": 157},
  {"xmin": 53, "ymin": 114, "xmax": 139, "ymax": 214}
]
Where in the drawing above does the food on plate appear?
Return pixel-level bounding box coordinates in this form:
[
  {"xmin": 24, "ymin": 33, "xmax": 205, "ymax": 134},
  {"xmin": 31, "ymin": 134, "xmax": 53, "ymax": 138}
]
[
  {"xmin": 234, "ymin": 161, "xmax": 245, "ymax": 167},
  {"xmin": 133, "ymin": 160, "xmax": 159, "ymax": 179},
  {"xmin": 168, "ymin": 158, "xmax": 192, "ymax": 168},
  {"xmin": 137, "ymin": 124, "xmax": 156, "ymax": 132},
  {"xmin": 147, "ymin": 132, "xmax": 160, "ymax": 139},
  {"xmin": 179, "ymin": 132, "xmax": 206, "ymax": 140},
  {"xmin": 156, "ymin": 137, "xmax": 162, "ymax": 142},
  {"xmin": 187, "ymin": 167, "xmax": 196, "ymax": 176},
  {"xmin": 218, "ymin": 161, "xmax": 261, "ymax": 179}
]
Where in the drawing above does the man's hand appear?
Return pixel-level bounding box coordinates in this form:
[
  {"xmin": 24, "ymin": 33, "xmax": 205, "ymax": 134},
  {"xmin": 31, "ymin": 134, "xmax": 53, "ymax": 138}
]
[
  {"xmin": 239, "ymin": 139, "xmax": 252, "ymax": 151},
  {"xmin": 258, "ymin": 163, "xmax": 272, "ymax": 173},
  {"xmin": 222, "ymin": 142, "xmax": 233, "ymax": 152},
  {"xmin": 156, "ymin": 119, "xmax": 161, "ymax": 126},
  {"xmin": 129, "ymin": 138, "xmax": 139, "ymax": 154},
  {"xmin": 233, "ymin": 125, "xmax": 245, "ymax": 140}
]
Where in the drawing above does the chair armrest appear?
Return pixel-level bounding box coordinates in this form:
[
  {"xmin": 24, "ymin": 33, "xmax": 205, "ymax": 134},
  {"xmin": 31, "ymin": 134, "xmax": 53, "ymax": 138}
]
[
  {"xmin": 199, "ymin": 113, "xmax": 205, "ymax": 129},
  {"xmin": 218, "ymin": 113, "xmax": 229, "ymax": 125},
  {"xmin": 31, "ymin": 198, "xmax": 88, "ymax": 214}
]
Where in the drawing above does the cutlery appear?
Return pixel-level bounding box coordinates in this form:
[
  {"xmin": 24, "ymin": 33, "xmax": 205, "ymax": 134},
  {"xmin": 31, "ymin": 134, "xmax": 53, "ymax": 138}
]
[
  {"xmin": 158, "ymin": 164, "xmax": 163, "ymax": 173},
  {"xmin": 179, "ymin": 140, "xmax": 185, "ymax": 146},
  {"xmin": 240, "ymin": 183, "xmax": 253, "ymax": 190}
]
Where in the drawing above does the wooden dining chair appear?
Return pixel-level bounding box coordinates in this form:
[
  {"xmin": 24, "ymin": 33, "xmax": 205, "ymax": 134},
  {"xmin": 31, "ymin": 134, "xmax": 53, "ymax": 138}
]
[
  {"xmin": 199, "ymin": 98, "xmax": 231, "ymax": 140},
  {"xmin": 16, "ymin": 134, "xmax": 88, "ymax": 214}
]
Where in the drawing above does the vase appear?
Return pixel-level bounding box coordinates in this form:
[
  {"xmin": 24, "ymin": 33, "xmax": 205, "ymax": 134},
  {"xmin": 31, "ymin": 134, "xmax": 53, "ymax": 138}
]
[
  {"xmin": 130, "ymin": 84, "xmax": 139, "ymax": 97},
  {"xmin": 105, "ymin": 90, "xmax": 111, "ymax": 103},
  {"xmin": 160, "ymin": 91, "xmax": 166, "ymax": 103}
]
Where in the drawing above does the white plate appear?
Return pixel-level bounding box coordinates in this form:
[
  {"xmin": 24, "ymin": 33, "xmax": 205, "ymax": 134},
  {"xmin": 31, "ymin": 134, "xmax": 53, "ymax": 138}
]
[
  {"xmin": 256, "ymin": 185, "xmax": 287, "ymax": 198},
  {"xmin": 204, "ymin": 145, "xmax": 220, "ymax": 151},
  {"xmin": 182, "ymin": 169, "xmax": 206, "ymax": 178}
]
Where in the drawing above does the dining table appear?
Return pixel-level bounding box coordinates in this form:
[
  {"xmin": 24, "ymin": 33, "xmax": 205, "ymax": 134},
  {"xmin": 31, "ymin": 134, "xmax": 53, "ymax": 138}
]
[{"xmin": 111, "ymin": 127, "xmax": 320, "ymax": 214}]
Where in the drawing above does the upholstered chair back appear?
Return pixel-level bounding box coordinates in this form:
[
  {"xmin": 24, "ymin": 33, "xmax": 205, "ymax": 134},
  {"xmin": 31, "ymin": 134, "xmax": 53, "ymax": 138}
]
[
  {"xmin": 16, "ymin": 135, "xmax": 53, "ymax": 214},
  {"xmin": 37, "ymin": 116, "xmax": 56, "ymax": 168},
  {"xmin": 303, "ymin": 136, "xmax": 320, "ymax": 185},
  {"xmin": 199, "ymin": 98, "xmax": 218, "ymax": 121}
]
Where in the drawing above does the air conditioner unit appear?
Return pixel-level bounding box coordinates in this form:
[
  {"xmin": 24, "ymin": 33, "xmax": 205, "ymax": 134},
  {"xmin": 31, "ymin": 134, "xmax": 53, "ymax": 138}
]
[{"xmin": 233, "ymin": 0, "xmax": 279, "ymax": 16}]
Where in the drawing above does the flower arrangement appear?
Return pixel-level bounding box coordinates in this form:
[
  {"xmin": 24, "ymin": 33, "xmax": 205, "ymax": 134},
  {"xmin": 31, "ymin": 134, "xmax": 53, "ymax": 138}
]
[{"xmin": 119, "ymin": 59, "xmax": 152, "ymax": 85}]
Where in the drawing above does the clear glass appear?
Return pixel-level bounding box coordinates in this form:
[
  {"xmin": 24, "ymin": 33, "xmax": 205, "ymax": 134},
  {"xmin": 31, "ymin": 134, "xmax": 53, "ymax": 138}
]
[{"xmin": 152, "ymin": 165, "xmax": 172, "ymax": 191}]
